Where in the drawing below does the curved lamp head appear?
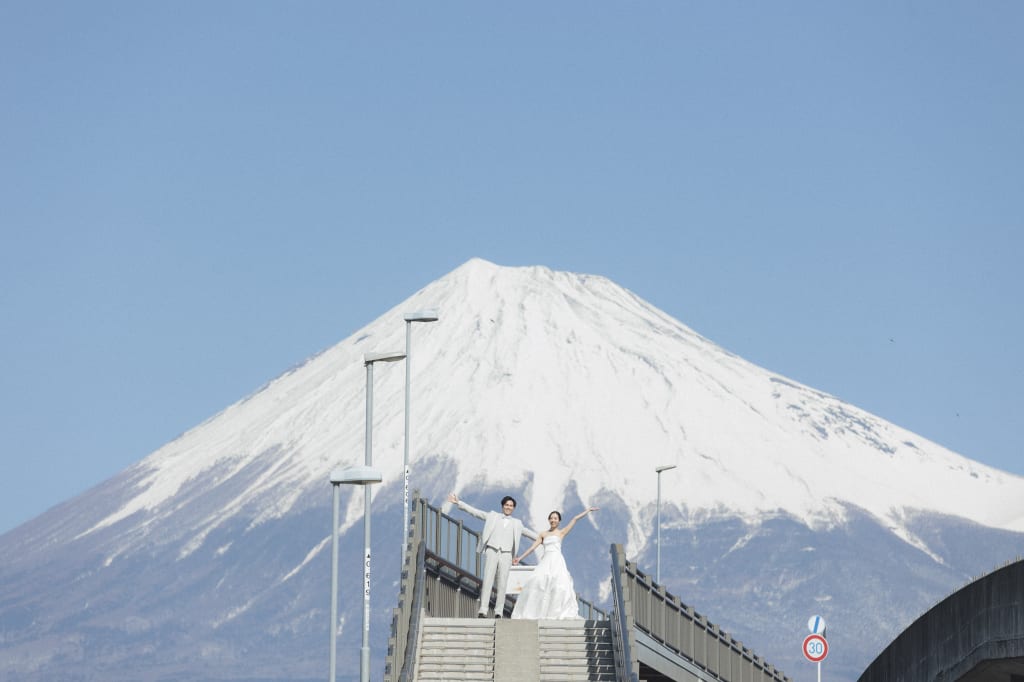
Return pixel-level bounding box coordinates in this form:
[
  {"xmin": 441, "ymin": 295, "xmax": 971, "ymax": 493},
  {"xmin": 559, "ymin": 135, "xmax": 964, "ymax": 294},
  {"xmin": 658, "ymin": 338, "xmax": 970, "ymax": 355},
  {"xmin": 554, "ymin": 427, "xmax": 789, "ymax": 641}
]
[
  {"xmin": 331, "ymin": 466, "xmax": 383, "ymax": 485},
  {"xmin": 404, "ymin": 309, "xmax": 439, "ymax": 323},
  {"xmin": 655, "ymin": 464, "xmax": 678, "ymax": 474},
  {"xmin": 364, "ymin": 351, "xmax": 406, "ymax": 365}
]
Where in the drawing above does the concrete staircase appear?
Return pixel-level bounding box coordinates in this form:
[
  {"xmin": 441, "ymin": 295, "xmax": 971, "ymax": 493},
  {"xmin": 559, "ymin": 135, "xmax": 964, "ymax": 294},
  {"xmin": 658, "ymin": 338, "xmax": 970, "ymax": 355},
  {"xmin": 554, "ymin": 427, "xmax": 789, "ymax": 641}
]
[
  {"xmin": 538, "ymin": 620, "xmax": 616, "ymax": 682},
  {"xmin": 413, "ymin": 617, "xmax": 616, "ymax": 682},
  {"xmin": 415, "ymin": 617, "xmax": 496, "ymax": 681}
]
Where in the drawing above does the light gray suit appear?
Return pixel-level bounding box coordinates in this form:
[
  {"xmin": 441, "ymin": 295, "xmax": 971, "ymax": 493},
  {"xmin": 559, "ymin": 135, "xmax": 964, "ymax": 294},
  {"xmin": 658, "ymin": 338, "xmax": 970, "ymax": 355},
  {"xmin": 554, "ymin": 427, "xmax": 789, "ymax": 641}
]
[{"xmin": 456, "ymin": 499, "xmax": 537, "ymax": 616}]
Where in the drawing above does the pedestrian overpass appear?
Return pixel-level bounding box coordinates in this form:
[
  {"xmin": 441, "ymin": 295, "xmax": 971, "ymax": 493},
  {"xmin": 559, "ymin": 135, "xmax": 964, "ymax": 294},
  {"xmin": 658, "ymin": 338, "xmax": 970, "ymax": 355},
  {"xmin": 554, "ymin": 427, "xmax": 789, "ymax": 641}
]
[
  {"xmin": 384, "ymin": 498, "xmax": 791, "ymax": 682},
  {"xmin": 857, "ymin": 557, "xmax": 1024, "ymax": 682}
]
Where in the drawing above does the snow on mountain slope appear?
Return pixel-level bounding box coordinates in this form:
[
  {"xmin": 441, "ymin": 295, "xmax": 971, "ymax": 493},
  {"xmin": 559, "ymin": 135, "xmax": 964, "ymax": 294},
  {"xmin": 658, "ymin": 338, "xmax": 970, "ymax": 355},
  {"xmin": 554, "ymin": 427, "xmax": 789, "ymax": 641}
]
[
  {"xmin": 5, "ymin": 258, "xmax": 1024, "ymax": 682},
  {"xmin": 80, "ymin": 258, "xmax": 1024, "ymax": 565}
]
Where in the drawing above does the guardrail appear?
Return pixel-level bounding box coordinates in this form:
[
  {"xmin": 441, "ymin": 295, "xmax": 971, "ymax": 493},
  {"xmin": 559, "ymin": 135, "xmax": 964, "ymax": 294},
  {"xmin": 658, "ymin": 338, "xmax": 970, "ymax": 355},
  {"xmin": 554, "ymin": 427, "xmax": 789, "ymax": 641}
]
[
  {"xmin": 419, "ymin": 496, "xmax": 484, "ymax": 576},
  {"xmin": 613, "ymin": 544, "xmax": 789, "ymax": 682},
  {"xmin": 384, "ymin": 497, "xmax": 425, "ymax": 682},
  {"xmin": 393, "ymin": 542, "xmax": 426, "ymax": 682},
  {"xmin": 609, "ymin": 543, "xmax": 641, "ymax": 682}
]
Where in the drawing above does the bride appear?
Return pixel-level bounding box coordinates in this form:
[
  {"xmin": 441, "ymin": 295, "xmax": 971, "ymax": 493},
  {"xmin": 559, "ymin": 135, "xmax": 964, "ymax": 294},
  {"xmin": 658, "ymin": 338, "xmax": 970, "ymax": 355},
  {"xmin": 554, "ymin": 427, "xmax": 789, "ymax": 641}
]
[{"xmin": 510, "ymin": 506, "xmax": 598, "ymax": 620}]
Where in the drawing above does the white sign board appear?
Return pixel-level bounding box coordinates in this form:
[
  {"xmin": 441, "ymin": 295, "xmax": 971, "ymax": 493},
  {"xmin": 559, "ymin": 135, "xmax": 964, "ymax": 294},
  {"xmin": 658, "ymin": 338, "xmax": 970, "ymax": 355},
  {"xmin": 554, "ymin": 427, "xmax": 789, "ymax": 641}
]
[{"xmin": 507, "ymin": 565, "xmax": 535, "ymax": 594}]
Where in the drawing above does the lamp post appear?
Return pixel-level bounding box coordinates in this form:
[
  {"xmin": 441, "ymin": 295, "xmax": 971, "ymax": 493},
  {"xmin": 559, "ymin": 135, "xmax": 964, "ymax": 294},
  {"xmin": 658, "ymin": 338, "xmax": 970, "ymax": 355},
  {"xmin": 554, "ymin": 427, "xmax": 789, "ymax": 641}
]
[
  {"xmin": 358, "ymin": 351, "xmax": 405, "ymax": 682},
  {"xmin": 329, "ymin": 466, "xmax": 382, "ymax": 682},
  {"xmin": 655, "ymin": 464, "xmax": 677, "ymax": 584},
  {"xmin": 402, "ymin": 310, "xmax": 438, "ymax": 569}
]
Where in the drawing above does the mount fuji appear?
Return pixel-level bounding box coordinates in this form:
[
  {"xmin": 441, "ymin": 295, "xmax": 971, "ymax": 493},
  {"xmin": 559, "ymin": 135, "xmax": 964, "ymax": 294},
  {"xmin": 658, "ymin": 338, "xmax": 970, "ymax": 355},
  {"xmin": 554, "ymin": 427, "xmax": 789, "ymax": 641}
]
[{"xmin": 2, "ymin": 258, "xmax": 1023, "ymax": 682}]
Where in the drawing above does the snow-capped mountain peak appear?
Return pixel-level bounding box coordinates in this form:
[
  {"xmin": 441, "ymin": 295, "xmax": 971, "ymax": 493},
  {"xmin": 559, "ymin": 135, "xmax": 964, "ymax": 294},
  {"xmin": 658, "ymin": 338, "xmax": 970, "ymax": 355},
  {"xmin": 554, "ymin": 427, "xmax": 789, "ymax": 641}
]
[
  {"xmin": 82, "ymin": 258, "xmax": 1024, "ymax": 557},
  {"xmin": 7, "ymin": 259, "xmax": 1024, "ymax": 682}
]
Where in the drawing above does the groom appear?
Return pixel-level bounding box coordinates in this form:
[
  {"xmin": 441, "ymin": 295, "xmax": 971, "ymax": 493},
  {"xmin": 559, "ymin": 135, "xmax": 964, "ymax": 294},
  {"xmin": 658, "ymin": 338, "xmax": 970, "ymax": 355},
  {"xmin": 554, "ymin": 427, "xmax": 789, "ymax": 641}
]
[{"xmin": 447, "ymin": 492, "xmax": 537, "ymax": 618}]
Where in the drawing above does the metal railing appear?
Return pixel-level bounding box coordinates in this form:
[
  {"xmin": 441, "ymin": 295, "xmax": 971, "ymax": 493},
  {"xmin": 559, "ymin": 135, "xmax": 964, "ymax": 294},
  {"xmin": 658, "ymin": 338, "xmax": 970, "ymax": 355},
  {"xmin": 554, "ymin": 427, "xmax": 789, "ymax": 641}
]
[
  {"xmin": 419, "ymin": 496, "xmax": 483, "ymax": 576},
  {"xmin": 609, "ymin": 543, "xmax": 641, "ymax": 682},
  {"xmin": 394, "ymin": 542, "xmax": 426, "ymax": 682},
  {"xmin": 612, "ymin": 544, "xmax": 790, "ymax": 682},
  {"xmin": 384, "ymin": 498, "xmax": 425, "ymax": 682}
]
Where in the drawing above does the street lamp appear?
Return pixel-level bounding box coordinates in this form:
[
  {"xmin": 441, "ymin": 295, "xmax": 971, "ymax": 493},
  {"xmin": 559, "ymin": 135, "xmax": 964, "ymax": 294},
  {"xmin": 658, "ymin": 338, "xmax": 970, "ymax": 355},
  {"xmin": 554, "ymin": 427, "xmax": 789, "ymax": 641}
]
[
  {"xmin": 329, "ymin": 466, "xmax": 382, "ymax": 682},
  {"xmin": 655, "ymin": 464, "xmax": 677, "ymax": 584},
  {"xmin": 333, "ymin": 351, "xmax": 406, "ymax": 682},
  {"xmin": 402, "ymin": 309, "xmax": 438, "ymax": 569}
]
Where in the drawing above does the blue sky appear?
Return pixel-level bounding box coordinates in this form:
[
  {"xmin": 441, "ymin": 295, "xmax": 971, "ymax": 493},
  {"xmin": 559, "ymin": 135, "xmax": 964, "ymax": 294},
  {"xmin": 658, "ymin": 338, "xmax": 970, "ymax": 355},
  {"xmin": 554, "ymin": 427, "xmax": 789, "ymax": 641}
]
[{"xmin": 2, "ymin": 2, "xmax": 1022, "ymax": 535}]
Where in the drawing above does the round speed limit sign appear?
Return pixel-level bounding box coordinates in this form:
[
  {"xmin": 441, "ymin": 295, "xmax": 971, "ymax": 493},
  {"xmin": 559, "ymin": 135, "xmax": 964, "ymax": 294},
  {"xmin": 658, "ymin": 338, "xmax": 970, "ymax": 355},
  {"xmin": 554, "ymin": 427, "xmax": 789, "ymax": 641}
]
[{"xmin": 802, "ymin": 633, "xmax": 828, "ymax": 662}]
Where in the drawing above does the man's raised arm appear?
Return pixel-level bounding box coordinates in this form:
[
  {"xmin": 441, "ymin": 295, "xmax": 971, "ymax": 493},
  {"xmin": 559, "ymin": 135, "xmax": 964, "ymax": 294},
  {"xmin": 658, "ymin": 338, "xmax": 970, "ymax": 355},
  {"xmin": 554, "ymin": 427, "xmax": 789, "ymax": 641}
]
[{"xmin": 447, "ymin": 492, "xmax": 486, "ymax": 521}]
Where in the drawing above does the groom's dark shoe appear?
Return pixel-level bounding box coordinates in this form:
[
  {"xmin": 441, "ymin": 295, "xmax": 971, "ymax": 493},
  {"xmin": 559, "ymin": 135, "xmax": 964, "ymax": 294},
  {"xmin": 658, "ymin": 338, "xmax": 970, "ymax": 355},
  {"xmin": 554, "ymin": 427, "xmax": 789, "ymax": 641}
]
[{"xmin": 476, "ymin": 613, "xmax": 486, "ymax": 618}]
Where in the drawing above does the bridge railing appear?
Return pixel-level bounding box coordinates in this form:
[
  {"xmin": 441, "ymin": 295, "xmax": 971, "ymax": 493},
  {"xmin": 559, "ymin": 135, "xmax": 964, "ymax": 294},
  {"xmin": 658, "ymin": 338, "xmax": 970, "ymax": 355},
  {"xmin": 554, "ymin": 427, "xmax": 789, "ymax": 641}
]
[
  {"xmin": 387, "ymin": 540, "xmax": 426, "ymax": 682},
  {"xmin": 384, "ymin": 496, "xmax": 426, "ymax": 682},
  {"xmin": 611, "ymin": 544, "xmax": 790, "ymax": 682},
  {"xmin": 609, "ymin": 543, "xmax": 641, "ymax": 682},
  {"xmin": 419, "ymin": 495, "xmax": 483, "ymax": 576}
]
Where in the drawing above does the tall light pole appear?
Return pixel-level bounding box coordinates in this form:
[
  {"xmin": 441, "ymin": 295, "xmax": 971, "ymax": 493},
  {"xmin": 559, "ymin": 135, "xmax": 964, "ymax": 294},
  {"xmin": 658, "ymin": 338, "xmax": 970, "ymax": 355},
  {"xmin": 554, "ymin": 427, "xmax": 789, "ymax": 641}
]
[
  {"xmin": 655, "ymin": 464, "xmax": 677, "ymax": 584},
  {"xmin": 402, "ymin": 309, "xmax": 438, "ymax": 569},
  {"xmin": 359, "ymin": 351, "xmax": 406, "ymax": 682},
  {"xmin": 329, "ymin": 466, "xmax": 382, "ymax": 682}
]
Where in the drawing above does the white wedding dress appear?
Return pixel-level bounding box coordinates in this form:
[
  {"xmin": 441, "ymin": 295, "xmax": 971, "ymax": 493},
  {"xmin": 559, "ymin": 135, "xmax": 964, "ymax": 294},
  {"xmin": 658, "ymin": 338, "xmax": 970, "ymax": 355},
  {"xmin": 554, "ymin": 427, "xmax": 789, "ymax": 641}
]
[{"xmin": 511, "ymin": 535, "xmax": 581, "ymax": 620}]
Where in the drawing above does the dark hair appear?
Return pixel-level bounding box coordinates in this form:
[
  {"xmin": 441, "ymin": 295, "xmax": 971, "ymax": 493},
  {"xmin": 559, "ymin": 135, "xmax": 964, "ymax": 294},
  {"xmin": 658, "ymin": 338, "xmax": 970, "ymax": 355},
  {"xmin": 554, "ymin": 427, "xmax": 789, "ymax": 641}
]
[
  {"xmin": 548, "ymin": 510, "xmax": 562, "ymax": 521},
  {"xmin": 501, "ymin": 496, "xmax": 517, "ymax": 508}
]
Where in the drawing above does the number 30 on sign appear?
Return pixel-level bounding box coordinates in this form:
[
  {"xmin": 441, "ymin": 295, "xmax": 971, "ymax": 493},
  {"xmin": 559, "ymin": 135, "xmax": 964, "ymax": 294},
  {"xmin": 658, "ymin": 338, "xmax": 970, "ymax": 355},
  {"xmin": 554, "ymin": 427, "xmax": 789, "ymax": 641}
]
[{"xmin": 802, "ymin": 633, "xmax": 828, "ymax": 662}]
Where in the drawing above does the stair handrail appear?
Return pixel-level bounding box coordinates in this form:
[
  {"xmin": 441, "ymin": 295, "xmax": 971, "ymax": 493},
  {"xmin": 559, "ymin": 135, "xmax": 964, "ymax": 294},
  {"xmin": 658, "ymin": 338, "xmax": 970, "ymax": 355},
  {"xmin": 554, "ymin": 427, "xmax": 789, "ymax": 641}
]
[
  {"xmin": 396, "ymin": 540, "xmax": 427, "ymax": 682},
  {"xmin": 384, "ymin": 497, "xmax": 427, "ymax": 682},
  {"xmin": 609, "ymin": 543, "xmax": 641, "ymax": 682}
]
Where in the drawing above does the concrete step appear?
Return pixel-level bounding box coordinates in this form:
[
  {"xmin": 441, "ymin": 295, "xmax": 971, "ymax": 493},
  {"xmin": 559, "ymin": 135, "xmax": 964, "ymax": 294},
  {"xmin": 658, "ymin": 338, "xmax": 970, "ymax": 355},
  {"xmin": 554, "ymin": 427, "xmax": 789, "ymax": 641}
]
[
  {"xmin": 538, "ymin": 668, "xmax": 619, "ymax": 681},
  {"xmin": 539, "ymin": 651, "xmax": 614, "ymax": 658},
  {"xmin": 421, "ymin": 635, "xmax": 495, "ymax": 645},
  {"xmin": 539, "ymin": 659, "xmax": 617, "ymax": 667},
  {"xmin": 538, "ymin": 648, "xmax": 614, "ymax": 656},
  {"xmin": 539, "ymin": 640, "xmax": 613, "ymax": 650},
  {"xmin": 536, "ymin": 620, "xmax": 616, "ymax": 682},
  {"xmin": 416, "ymin": 618, "xmax": 496, "ymax": 681},
  {"xmin": 539, "ymin": 646, "xmax": 614, "ymax": 655},
  {"xmin": 416, "ymin": 652, "xmax": 494, "ymax": 660}
]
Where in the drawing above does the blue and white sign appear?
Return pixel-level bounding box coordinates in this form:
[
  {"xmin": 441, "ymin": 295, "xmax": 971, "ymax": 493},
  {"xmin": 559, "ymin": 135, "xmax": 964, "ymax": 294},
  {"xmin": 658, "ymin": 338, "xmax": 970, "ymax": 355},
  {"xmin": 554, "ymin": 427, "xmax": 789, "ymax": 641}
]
[{"xmin": 808, "ymin": 614, "xmax": 827, "ymax": 636}]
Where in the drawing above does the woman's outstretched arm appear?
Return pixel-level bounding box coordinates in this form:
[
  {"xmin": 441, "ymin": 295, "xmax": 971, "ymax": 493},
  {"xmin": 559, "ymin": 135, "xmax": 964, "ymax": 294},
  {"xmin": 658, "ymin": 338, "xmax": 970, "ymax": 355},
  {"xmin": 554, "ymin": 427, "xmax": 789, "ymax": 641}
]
[
  {"xmin": 513, "ymin": 532, "xmax": 546, "ymax": 565},
  {"xmin": 559, "ymin": 507, "xmax": 598, "ymax": 538}
]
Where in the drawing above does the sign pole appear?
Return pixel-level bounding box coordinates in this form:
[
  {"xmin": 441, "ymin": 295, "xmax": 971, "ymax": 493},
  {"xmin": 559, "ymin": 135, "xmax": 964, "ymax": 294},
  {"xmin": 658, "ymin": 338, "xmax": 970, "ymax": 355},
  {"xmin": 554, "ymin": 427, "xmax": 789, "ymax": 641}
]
[{"xmin": 803, "ymin": 614, "xmax": 829, "ymax": 681}]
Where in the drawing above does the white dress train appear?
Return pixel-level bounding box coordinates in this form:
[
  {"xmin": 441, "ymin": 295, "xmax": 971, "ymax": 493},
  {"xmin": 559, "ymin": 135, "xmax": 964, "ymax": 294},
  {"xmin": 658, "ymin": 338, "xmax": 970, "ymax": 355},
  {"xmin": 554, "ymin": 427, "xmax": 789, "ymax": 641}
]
[{"xmin": 511, "ymin": 535, "xmax": 581, "ymax": 620}]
